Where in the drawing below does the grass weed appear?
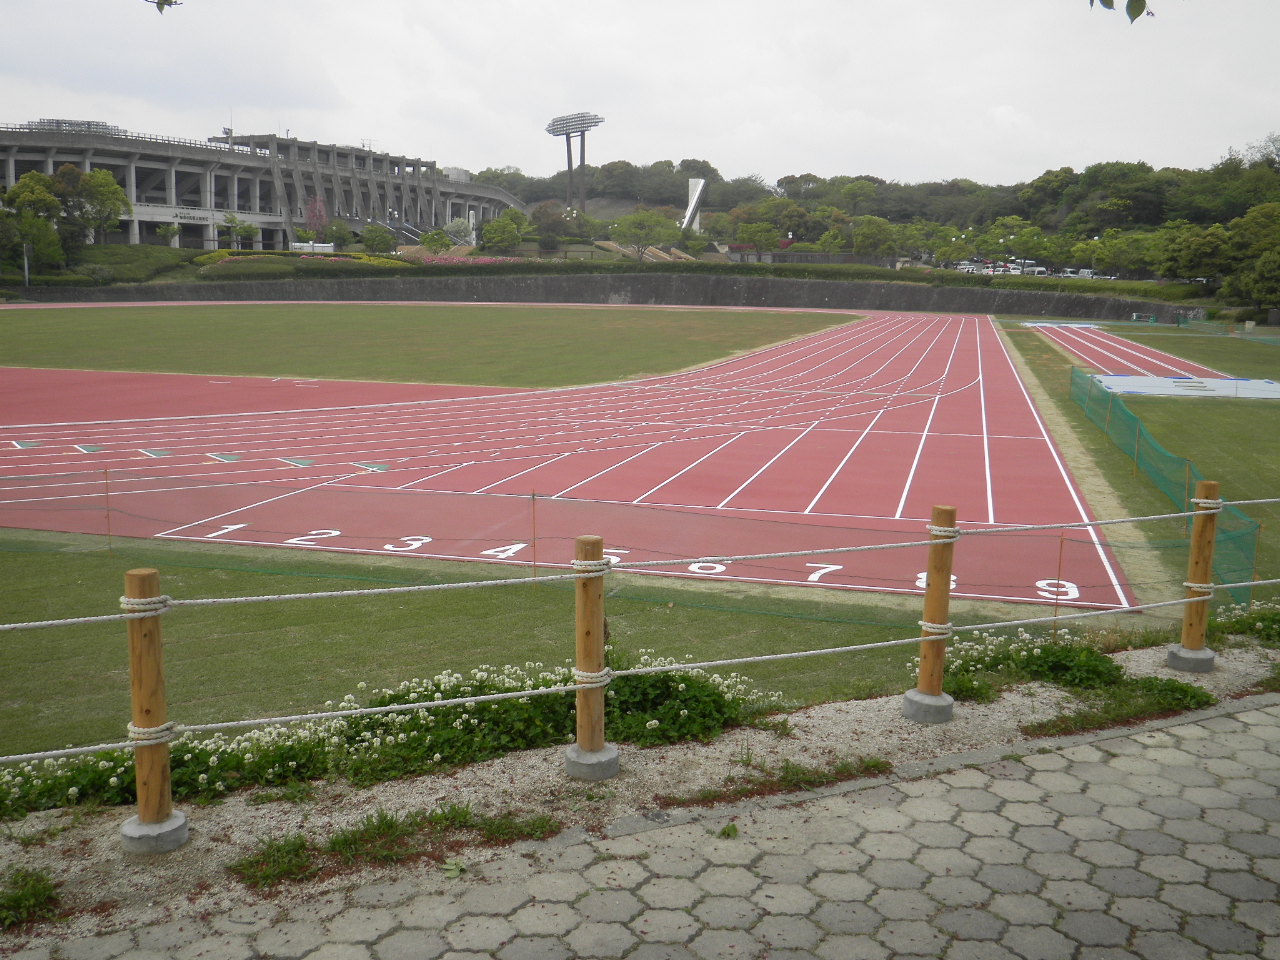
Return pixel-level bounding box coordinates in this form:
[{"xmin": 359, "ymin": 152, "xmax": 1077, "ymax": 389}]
[{"xmin": 0, "ymin": 868, "xmax": 59, "ymax": 929}]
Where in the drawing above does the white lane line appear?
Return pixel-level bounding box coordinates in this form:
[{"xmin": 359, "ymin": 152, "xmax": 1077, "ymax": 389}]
[
  {"xmin": 803, "ymin": 408, "xmax": 887, "ymax": 514},
  {"xmin": 632, "ymin": 434, "xmax": 744, "ymax": 504},
  {"xmin": 979, "ymin": 317, "xmax": 995, "ymax": 524},
  {"xmin": 554, "ymin": 443, "xmax": 662, "ymax": 498},
  {"xmin": 155, "ymin": 472, "xmax": 360, "ymax": 537},
  {"xmin": 991, "ymin": 331, "xmax": 1132, "ymax": 607},
  {"xmin": 473, "ymin": 453, "xmax": 573, "ymax": 493},
  {"xmin": 717, "ymin": 422, "xmax": 821, "ymax": 509},
  {"xmin": 894, "ymin": 318, "xmax": 965, "ymax": 519}
]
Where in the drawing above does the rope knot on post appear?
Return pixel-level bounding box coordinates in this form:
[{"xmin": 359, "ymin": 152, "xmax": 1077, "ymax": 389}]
[
  {"xmin": 119, "ymin": 594, "xmax": 172, "ymax": 616},
  {"xmin": 1190, "ymin": 497, "xmax": 1224, "ymax": 512},
  {"xmin": 1183, "ymin": 581, "xmax": 1216, "ymax": 594},
  {"xmin": 571, "ymin": 557, "xmax": 613, "ymax": 576},
  {"xmin": 926, "ymin": 524, "xmax": 960, "ymax": 541},
  {"xmin": 918, "ymin": 620, "xmax": 954, "ymax": 639},
  {"xmin": 572, "ymin": 666, "xmax": 614, "ymax": 688},
  {"xmin": 127, "ymin": 720, "xmax": 180, "ymax": 745}
]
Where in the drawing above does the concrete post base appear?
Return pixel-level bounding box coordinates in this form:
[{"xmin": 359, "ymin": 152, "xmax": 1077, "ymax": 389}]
[
  {"xmin": 903, "ymin": 689, "xmax": 955, "ymax": 724},
  {"xmin": 121, "ymin": 810, "xmax": 189, "ymax": 854},
  {"xmin": 565, "ymin": 743, "xmax": 620, "ymax": 781},
  {"xmin": 1167, "ymin": 643, "xmax": 1216, "ymax": 674}
]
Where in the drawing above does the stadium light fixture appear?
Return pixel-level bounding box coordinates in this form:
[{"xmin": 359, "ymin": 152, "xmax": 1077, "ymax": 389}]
[{"xmin": 545, "ymin": 112, "xmax": 604, "ymax": 214}]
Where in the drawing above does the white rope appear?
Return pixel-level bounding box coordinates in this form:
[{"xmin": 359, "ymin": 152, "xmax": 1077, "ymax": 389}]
[
  {"xmin": 1184, "ymin": 581, "xmax": 1216, "ymax": 593},
  {"xmin": 127, "ymin": 720, "xmax": 179, "ymax": 745},
  {"xmin": 927, "ymin": 525, "xmax": 960, "ymax": 539},
  {"xmin": 571, "ymin": 558, "xmax": 613, "ymax": 575},
  {"xmin": 1190, "ymin": 497, "xmax": 1224, "ymax": 511},
  {"xmin": 962, "ymin": 508, "xmax": 1200, "ymax": 537},
  {"xmin": 9, "ymin": 571, "xmax": 1280, "ymax": 767},
  {"xmin": 919, "ymin": 621, "xmax": 953, "ymax": 638},
  {"xmin": 572, "ymin": 666, "xmax": 614, "ymax": 688},
  {"xmin": 1229, "ymin": 496, "xmax": 1280, "ymax": 506},
  {"xmin": 119, "ymin": 595, "xmax": 172, "ymax": 615},
  {"xmin": 170, "ymin": 568, "xmax": 601, "ymax": 610},
  {"xmin": 615, "ymin": 536, "xmax": 951, "ymax": 570}
]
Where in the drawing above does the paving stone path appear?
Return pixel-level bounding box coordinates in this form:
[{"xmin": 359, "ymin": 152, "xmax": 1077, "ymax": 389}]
[{"xmin": 8, "ymin": 696, "xmax": 1280, "ymax": 960}]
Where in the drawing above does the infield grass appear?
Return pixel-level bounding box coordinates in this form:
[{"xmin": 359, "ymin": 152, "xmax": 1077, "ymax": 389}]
[{"xmin": 0, "ymin": 303, "xmax": 845, "ymax": 387}]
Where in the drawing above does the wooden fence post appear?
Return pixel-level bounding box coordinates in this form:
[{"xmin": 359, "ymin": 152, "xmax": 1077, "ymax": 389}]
[
  {"xmin": 904, "ymin": 506, "xmax": 958, "ymax": 724},
  {"xmin": 1169, "ymin": 480, "xmax": 1219, "ymax": 673},
  {"xmin": 565, "ymin": 536, "xmax": 619, "ymax": 780},
  {"xmin": 120, "ymin": 568, "xmax": 188, "ymax": 853}
]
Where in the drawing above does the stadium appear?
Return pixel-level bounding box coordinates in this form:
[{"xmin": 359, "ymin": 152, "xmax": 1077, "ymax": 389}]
[{"xmin": 0, "ymin": 118, "xmax": 521, "ymax": 249}]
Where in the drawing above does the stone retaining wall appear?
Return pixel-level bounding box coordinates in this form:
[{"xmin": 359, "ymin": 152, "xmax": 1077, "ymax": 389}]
[{"xmin": 6, "ymin": 274, "xmax": 1204, "ymax": 323}]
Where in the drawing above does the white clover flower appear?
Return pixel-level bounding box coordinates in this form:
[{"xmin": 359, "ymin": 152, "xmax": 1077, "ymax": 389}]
[
  {"xmin": 109, "ymin": 777, "xmax": 119, "ymax": 787},
  {"xmin": 645, "ymin": 720, "xmax": 659, "ymax": 729},
  {"xmin": 67, "ymin": 787, "xmax": 79, "ymax": 799}
]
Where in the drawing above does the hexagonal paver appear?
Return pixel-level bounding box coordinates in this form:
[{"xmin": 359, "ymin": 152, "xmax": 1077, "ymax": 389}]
[
  {"xmin": 696, "ymin": 866, "xmax": 760, "ymax": 897},
  {"xmin": 1058, "ymin": 910, "xmax": 1131, "ymax": 947},
  {"xmin": 576, "ymin": 889, "xmax": 644, "ymax": 923},
  {"xmin": 861, "ymin": 858, "xmax": 930, "ymax": 890},
  {"xmin": 638, "ymin": 876, "xmax": 705, "ymax": 910},
  {"xmin": 444, "ymin": 915, "xmax": 518, "ymax": 953},
  {"xmin": 582, "ymin": 859, "xmax": 651, "ymax": 890},
  {"xmin": 750, "ymin": 883, "xmax": 817, "ymax": 915},
  {"xmin": 875, "ymin": 919, "xmax": 949, "ymax": 955},
  {"xmin": 629, "ymin": 908, "xmax": 701, "ymax": 943},
  {"xmin": 857, "ymin": 831, "xmax": 921, "ymax": 859},
  {"xmin": 692, "ymin": 896, "xmax": 760, "ymax": 930},
  {"xmin": 509, "ymin": 902, "xmax": 581, "ymax": 937},
  {"xmin": 564, "ymin": 921, "xmax": 637, "ymax": 957},
  {"xmin": 866, "ymin": 889, "xmax": 934, "ymax": 920},
  {"xmin": 753, "ymin": 915, "xmax": 823, "ymax": 951},
  {"xmin": 933, "ymin": 907, "xmax": 1008, "ymax": 940}
]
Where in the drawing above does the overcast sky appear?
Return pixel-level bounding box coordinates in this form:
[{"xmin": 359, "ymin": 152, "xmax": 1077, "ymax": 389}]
[{"xmin": 6, "ymin": 0, "xmax": 1275, "ymax": 188}]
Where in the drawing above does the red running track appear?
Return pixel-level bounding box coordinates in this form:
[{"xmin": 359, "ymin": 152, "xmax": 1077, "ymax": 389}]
[
  {"xmin": 0, "ymin": 312, "xmax": 1130, "ymax": 608},
  {"xmin": 1032, "ymin": 323, "xmax": 1226, "ymax": 378}
]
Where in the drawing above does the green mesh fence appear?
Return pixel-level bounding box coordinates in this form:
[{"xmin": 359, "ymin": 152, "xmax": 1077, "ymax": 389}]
[{"xmin": 1071, "ymin": 367, "xmax": 1259, "ymax": 601}]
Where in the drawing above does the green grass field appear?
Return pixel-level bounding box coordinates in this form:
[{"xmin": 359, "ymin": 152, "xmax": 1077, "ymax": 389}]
[
  {"xmin": 0, "ymin": 303, "xmax": 845, "ymax": 387},
  {"xmin": 1, "ymin": 306, "xmax": 1277, "ymax": 755}
]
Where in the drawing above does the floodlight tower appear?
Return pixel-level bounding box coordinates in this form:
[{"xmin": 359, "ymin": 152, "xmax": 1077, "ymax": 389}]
[{"xmin": 545, "ymin": 112, "xmax": 604, "ymax": 215}]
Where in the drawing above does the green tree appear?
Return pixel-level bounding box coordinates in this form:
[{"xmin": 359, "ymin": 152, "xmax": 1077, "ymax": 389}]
[
  {"xmin": 420, "ymin": 229, "xmax": 453, "ymax": 254},
  {"xmin": 841, "ymin": 180, "xmax": 878, "ymax": 216},
  {"xmin": 736, "ymin": 222, "xmax": 781, "ymax": 260},
  {"xmin": 5, "ymin": 172, "xmax": 62, "ymax": 221},
  {"xmin": 1224, "ymin": 248, "xmax": 1280, "ymax": 307},
  {"xmin": 361, "ymin": 223, "xmax": 397, "ymax": 253},
  {"xmin": 849, "ymin": 216, "xmax": 896, "ymax": 256},
  {"xmin": 219, "ymin": 214, "xmax": 258, "ymax": 249},
  {"xmin": 611, "ymin": 209, "xmax": 681, "ymax": 260},
  {"xmin": 294, "ymin": 228, "xmax": 317, "ymax": 243},
  {"xmin": 16, "ymin": 211, "xmax": 64, "ymax": 270},
  {"xmin": 481, "ymin": 217, "xmax": 521, "ymax": 253},
  {"xmin": 1153, "ymin": 221, "xmax": 1231, "ymax": 280},
  {"xmin": 817, "ymin": 228, "xmax": 845, "ymax": 253},
  {"xmin": 154, "ymin": 223, "xmax": 180, "ymax": 246},
  {"xmin": 80, "ymin": 169, "xmax": 131, "ymax": 243},
  {"xmin": 325, "ymin": 220, "xmax": 354, "ymax": 249}
]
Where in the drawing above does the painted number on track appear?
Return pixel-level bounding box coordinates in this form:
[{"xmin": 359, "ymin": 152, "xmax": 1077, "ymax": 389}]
[
  {"xmin": 204, "ymin": 523, "xmax": 248, "ymax": 539},
  {"xmin": 805, "ymin": 563, "xmax": 843, "ymax": 582},
  {"xmin": 383, "ymin": 536, "xmax": 434, "ymax": 552},
  {"xmin": 1035, "ymin": 579, "xmax": 1080, "ymax": 600},
  {"xmin": 688, "ymin": 562, "xmax": 728, "ymax": 574},
  {"xmin": 284, "ymin": 529, "xmax": 342, "ymax": 546}
]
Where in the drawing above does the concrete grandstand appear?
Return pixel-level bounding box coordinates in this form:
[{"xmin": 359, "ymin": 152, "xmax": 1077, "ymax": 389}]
[{"xmin": 0, "ymin": 119, "xmax": 521, "ymax": 249}]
